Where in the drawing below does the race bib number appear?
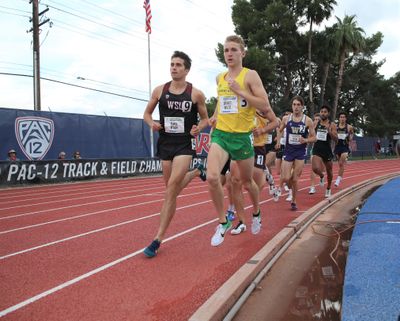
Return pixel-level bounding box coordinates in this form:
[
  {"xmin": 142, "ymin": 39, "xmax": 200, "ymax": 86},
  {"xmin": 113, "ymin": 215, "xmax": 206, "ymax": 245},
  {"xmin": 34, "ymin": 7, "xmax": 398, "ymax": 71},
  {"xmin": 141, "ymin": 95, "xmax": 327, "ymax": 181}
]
[
  {"xmin": 316, "ymin": 130, "xmax": 328, "ymax": 141},
  {"xmin": 164, "ymin": 117, "xmax": 184, "ymax": 133},
  {"xmin": 219, "ymin": 96, "xmax": 238, "ymax": 114},
  {"xmin": 256, "ymin": 155, "xmax": 264, "ymax": 166},
  {"xmin": 266, "ymin": 134, "xmax": 273, "ymax": 144},
  {"xmin": 338, "ymin": 133, "xmax": 347, "ymax": 140},
  {"xmin": 288, "ymin": 133, "xmax": 301, "ymax": 145}
]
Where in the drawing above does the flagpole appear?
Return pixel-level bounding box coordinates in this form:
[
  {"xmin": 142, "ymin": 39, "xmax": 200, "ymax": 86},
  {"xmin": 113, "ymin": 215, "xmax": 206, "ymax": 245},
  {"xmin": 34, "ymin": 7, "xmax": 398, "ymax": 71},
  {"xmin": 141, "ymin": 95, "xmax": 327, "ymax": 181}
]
[
  {"xmin": 143, "ymin": 0, "xmax": 154, "ymax": 158},
  {"xmin": 147, "ymin": 32, "xmax": 154, "ymax": 158}
]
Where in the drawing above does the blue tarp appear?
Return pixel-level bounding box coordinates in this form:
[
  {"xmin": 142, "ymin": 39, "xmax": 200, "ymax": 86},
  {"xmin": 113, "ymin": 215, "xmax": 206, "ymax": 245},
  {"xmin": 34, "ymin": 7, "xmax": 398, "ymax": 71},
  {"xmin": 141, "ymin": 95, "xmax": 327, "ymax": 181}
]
[{"xmin": 341, "ymin": 177, "xmax": 400, "ymax": 321}]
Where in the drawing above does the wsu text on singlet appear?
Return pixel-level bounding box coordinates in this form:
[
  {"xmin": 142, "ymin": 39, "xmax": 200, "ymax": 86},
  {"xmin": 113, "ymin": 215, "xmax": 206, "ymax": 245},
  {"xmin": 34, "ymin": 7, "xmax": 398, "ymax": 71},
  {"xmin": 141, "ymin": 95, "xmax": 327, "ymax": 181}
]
[{"xmin": 158, "ymin": 81, "xmax": 198, "ymax": 139}]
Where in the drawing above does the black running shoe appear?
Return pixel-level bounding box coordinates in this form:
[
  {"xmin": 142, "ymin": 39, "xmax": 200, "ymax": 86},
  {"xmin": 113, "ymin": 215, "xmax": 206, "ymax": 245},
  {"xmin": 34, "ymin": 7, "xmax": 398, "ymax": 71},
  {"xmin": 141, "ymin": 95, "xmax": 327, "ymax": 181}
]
[
  {"xmin": 143, "ymin": 239, "xmax": 161, "ymax": 258},
  {"xmin": 196, "ymin": 163, "xmax": 207, "ymax": 181}
]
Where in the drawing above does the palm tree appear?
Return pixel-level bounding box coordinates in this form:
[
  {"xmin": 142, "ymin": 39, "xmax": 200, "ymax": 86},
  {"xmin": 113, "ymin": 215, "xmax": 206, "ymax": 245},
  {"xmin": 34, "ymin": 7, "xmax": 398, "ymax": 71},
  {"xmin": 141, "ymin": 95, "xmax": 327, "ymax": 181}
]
[
  {"xmin": 314, "ymin": 27, "xmax": 336, "ymax": 104},
  {"xmin": 303, "ymin": 0, "xmax": 336, "ymax": 115},
  {"xmin": 331, "ymin": 15, "xmax": 365, "ymax": 118}
]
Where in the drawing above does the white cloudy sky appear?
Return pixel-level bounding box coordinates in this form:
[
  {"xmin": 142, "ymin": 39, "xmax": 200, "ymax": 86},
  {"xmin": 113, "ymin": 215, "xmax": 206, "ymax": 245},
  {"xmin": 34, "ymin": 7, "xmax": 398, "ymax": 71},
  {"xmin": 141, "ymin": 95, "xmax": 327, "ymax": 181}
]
[{"xmin": 0, "ymin": 0, "xmax": 399, "ymax": 119}]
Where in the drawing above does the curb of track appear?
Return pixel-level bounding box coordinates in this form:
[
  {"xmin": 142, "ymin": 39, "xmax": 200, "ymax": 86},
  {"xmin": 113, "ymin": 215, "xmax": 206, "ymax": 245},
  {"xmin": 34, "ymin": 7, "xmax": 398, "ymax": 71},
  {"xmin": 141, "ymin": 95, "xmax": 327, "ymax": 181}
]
[{"xmin": 189, "ymin": 172, "xmax": 400, "ymax": 321}]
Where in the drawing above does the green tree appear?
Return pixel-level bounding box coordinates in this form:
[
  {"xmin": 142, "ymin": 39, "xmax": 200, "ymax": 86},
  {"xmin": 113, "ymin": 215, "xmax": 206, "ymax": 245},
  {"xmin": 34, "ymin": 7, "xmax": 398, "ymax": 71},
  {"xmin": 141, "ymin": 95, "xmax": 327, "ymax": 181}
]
[
  {"xmin": 330, "ymin": 15, "xmax": 366, "ymax": 118},
  {"xmin": 299, "ymin": 0, "xmax": 336, "ymax": 115}
]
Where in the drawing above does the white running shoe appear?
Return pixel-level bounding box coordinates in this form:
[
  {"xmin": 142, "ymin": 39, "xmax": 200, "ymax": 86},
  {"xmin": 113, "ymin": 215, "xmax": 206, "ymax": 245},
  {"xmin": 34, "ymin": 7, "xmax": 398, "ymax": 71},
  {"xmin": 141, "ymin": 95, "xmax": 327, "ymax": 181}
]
[
  {"xmin": 309, "ymin": 186, "xmax": 316, "ymax": 194},
  {"xmin": 269, "ymin": 184, "xmax": 275, "ymax": 195},
  {"xmin": 251, "ymin": 215, "xmax": 262, "ymax": 234},
  {"xmin": 211, "ymin": 221, "xmax": 232, "ymax": 246},
  {"xmin": 273, "ymin": 188, "xmax": 281, "ymax": 202},
  {"xmin": 325, "ymin": 188, "xmax": 332, "ymax": 198},
  {"xmin": 231, "ymin": 222, "xmax": 247, "ymax": 235},
  {"xmin": 286, "ymin": 189, "xmax": 293, "ymax": 202},
  {"xmin": 334, "ymin": 176, "xmax": 341, "ymax": 187},
  {"xmin": 284, "ymin": 184, "xmax": 290, "ymax": 192}
]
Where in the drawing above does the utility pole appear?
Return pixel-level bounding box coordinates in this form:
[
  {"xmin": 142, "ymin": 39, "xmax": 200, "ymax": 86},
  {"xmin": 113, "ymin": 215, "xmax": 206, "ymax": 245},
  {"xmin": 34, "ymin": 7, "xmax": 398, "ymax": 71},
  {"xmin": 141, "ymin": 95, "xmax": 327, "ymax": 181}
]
[{"xmin": 29, "ymin": 0, "xmax": 49, "ymax": 111}]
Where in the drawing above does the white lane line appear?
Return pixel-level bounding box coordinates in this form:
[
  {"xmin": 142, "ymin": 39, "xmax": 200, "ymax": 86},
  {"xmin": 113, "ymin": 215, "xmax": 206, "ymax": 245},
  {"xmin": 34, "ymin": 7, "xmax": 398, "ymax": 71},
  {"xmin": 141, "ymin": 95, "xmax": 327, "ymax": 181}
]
[
  {"xmin": 0, "ymin": 182, "xmax": 167, "ymax": 207},
  {"xmin": 0, "ymin": 190, "xmax": 208, "ymax": 235},
  {"xmin": 0, "ymin": 182, "xmax": 203, "ymax": 212},
  {"xmin": 0, "ymin": 177, "xmax": 163, "ymax": 201},
  {"xmin": 0, "ymin": 185, "xmax": 206, "ymax": 221},
  {"xmin": 0, "ymin": 199, "xmax": 212, "ymax": 260},
  {"xmin": 0, "ymin": 217, "xmax": 218, "ymax": 318}
]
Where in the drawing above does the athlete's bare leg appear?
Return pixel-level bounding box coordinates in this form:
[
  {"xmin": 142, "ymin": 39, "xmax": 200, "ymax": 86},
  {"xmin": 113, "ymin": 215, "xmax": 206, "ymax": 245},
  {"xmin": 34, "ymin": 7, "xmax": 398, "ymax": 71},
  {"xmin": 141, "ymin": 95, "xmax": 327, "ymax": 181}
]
[
  {"xmin": 155, "ymin": 155, "xmax": 193, "ymax": 240},
  {"xmin": 207, "ymin": 143, "xmax": 230, "ymax": 223}
]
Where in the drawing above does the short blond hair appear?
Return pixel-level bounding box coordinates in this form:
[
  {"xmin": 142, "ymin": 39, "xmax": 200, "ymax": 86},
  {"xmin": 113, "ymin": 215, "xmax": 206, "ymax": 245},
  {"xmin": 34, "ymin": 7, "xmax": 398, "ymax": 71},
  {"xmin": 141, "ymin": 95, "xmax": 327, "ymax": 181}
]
[{"xmin": 225, "ymin": 35, "xmax": 245, "ymax": 51}]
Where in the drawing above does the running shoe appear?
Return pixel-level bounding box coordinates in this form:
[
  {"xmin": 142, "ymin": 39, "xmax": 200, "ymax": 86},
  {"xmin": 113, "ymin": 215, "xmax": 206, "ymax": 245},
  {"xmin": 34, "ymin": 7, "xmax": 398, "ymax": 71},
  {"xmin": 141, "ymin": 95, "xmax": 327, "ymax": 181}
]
[
  {"xmin": 268, "ymin": 184, "xmax": 276, "ymax": 195},
  {"xmin": 325, "ymin": 188, "xmax": 332, "ymax": 198},
  {"xmin": 285, "ymin": 189, "xmax": 293, "ymax": 202},
  {"xmin": 227, "ymin": 210, "xmax": 236, "ymax": 221},
  {"xmin": 334, "ymin": 177, "xmax": 341, "ymax": 187},
  {"xmin": 290, "ymin": 202, "xmax": 298, "ymax": 211},
  {"xmin": 211, "ymin": 220, "xmax": 232, "ymax": 246},
  {"xmin": 284, "ymin": 184, "xmax": 290, "ymax": 192},
  {"xmin": 143, "ymin": 239, "xmax": 161, "ymax": 258},
  {"xmin": 196, "ymin": 163, "xmax": 207, "ymax": 181},
  {"xmin": 309, "ymin": 186, "xmax": 316, "ymax": 194},
  {"xmin": 273, "ymin": 188, "xmax": 281, "ymax": 202},
  {"xmin": 251, "ymin": 212, "xmax": 262, "ymax": 234},
  {"xmin": 231, "ymin": 222, "xmax": 247, "ymax": 235},
  {"xmin": 319, "ymin": 176, "xmax": 325, "ymax": 187}
]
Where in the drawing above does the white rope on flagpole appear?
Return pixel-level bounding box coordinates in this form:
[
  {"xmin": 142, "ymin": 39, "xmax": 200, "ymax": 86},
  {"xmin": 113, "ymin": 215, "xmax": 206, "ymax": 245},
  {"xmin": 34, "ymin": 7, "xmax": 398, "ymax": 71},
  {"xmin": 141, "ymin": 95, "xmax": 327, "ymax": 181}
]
[
  {"xmin": 147, "ymin": 32, "xmax": 154, "ymax": 158},
  {"xmin": 143, "ymin": 0, "xmax": 154, "ymax": 158}
]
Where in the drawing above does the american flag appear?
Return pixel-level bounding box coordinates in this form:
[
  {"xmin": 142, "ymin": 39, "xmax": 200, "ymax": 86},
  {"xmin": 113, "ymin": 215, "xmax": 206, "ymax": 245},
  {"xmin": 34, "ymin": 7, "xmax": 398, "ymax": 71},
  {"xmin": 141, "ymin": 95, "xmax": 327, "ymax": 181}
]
[{"xmin": 143, "ymin": 0, "xmax": 152, "ymax": 34}]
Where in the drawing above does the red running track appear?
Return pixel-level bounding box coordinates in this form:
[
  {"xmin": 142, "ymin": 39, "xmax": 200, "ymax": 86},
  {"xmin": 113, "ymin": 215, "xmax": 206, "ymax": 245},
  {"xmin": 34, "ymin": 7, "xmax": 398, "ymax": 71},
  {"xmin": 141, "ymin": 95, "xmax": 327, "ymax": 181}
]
[{"xmin": 0, "ymin": 159, "xmax": 399, "ymax": 321}]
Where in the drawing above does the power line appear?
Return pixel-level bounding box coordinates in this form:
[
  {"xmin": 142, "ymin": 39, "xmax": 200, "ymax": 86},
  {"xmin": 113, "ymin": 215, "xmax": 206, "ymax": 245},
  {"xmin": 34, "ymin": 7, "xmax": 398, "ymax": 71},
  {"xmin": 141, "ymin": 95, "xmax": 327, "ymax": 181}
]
[
  {"xmin": 5, "ymin": 2, "xmax": 224, "ymax": 65},
  {"xmin": 41, "ymin": 2, "xmax": 138, "ymax": 37},
  {"xmin": 0, "ymin": 4, "xmax": 30, "ymax": 14},
  {"xmin": 50, "ymin": 18, "xmax": 137, "ymax": 48},
  {"xmin": 0, "ymin": 9, "xmax": 30, "ymax": 18},
  {"xmin": 79, "ymin": 0, "xmax": 143, "ymax": 27},
  {"xmin": 0, "ymin": 72, "xmax": 149, "ymax": 102}
]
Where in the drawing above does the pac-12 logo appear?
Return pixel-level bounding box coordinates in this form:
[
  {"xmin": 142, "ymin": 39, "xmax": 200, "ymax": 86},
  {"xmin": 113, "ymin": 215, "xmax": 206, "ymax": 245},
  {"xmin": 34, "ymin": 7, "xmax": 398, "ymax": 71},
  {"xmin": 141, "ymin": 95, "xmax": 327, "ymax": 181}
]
[{"xmin": 15, "ymin": 116, "xmax": 55, "ymax": 160}]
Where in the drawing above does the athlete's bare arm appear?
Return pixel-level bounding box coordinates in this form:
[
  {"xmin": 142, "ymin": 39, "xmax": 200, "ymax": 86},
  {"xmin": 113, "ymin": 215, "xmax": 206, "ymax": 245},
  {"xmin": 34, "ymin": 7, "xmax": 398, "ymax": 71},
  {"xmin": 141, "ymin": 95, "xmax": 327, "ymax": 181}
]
[
  {"xmin": 348, "ymin": 124, "xmax": 354, "ymax": 141},
  {"xmin": 143, "ymin": 85, "xmax": 163, "ymax": 131},
  {"xmin": 329, "ymin": 122, "xmax": 338, "ymax": 142},
  {"xmin": 301, "ymin": 116, "xmax": 316, "ymax": 144},
  {"xmin": 275, "ymin": 115, "xmax": 288, "ymax": 149},
  {"xmin": 190, "ymin": 88, "xmax": 209, "ymax": 136}
]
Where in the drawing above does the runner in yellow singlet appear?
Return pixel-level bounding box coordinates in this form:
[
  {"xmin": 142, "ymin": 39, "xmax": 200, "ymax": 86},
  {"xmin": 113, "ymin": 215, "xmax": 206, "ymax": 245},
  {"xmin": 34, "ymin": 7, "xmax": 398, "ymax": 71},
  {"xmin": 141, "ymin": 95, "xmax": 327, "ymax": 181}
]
[{"xmin": 207, "ymin": 35, "xmax": 278, "ymax": 246}]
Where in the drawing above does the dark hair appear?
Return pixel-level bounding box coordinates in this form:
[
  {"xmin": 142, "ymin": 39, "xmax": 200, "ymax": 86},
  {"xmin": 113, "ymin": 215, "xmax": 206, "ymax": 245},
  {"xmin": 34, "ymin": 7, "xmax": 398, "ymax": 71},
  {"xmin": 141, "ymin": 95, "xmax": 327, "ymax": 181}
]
[
  {"xmin": 171, "ymin": 51, "xmax": 192, "ymax": 70},
  {"xmin": 320, "ymin": 104, "xmax": 331, "ymax": 113},
  {"xmin": 290, "ymin": 95, "xmax": 304, "ymax": 106},
  {"xmin": 338, "ymin": 111, "xmax": 347, "ymax": 118}
]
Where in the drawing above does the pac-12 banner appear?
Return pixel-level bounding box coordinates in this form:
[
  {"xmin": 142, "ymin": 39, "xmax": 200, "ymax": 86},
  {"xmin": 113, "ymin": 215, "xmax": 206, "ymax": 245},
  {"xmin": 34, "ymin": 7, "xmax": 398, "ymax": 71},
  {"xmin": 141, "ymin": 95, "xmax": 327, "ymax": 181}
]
[{"xmin": 0, "ymin": 157, "xmax": 207, "ymax": 186}]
